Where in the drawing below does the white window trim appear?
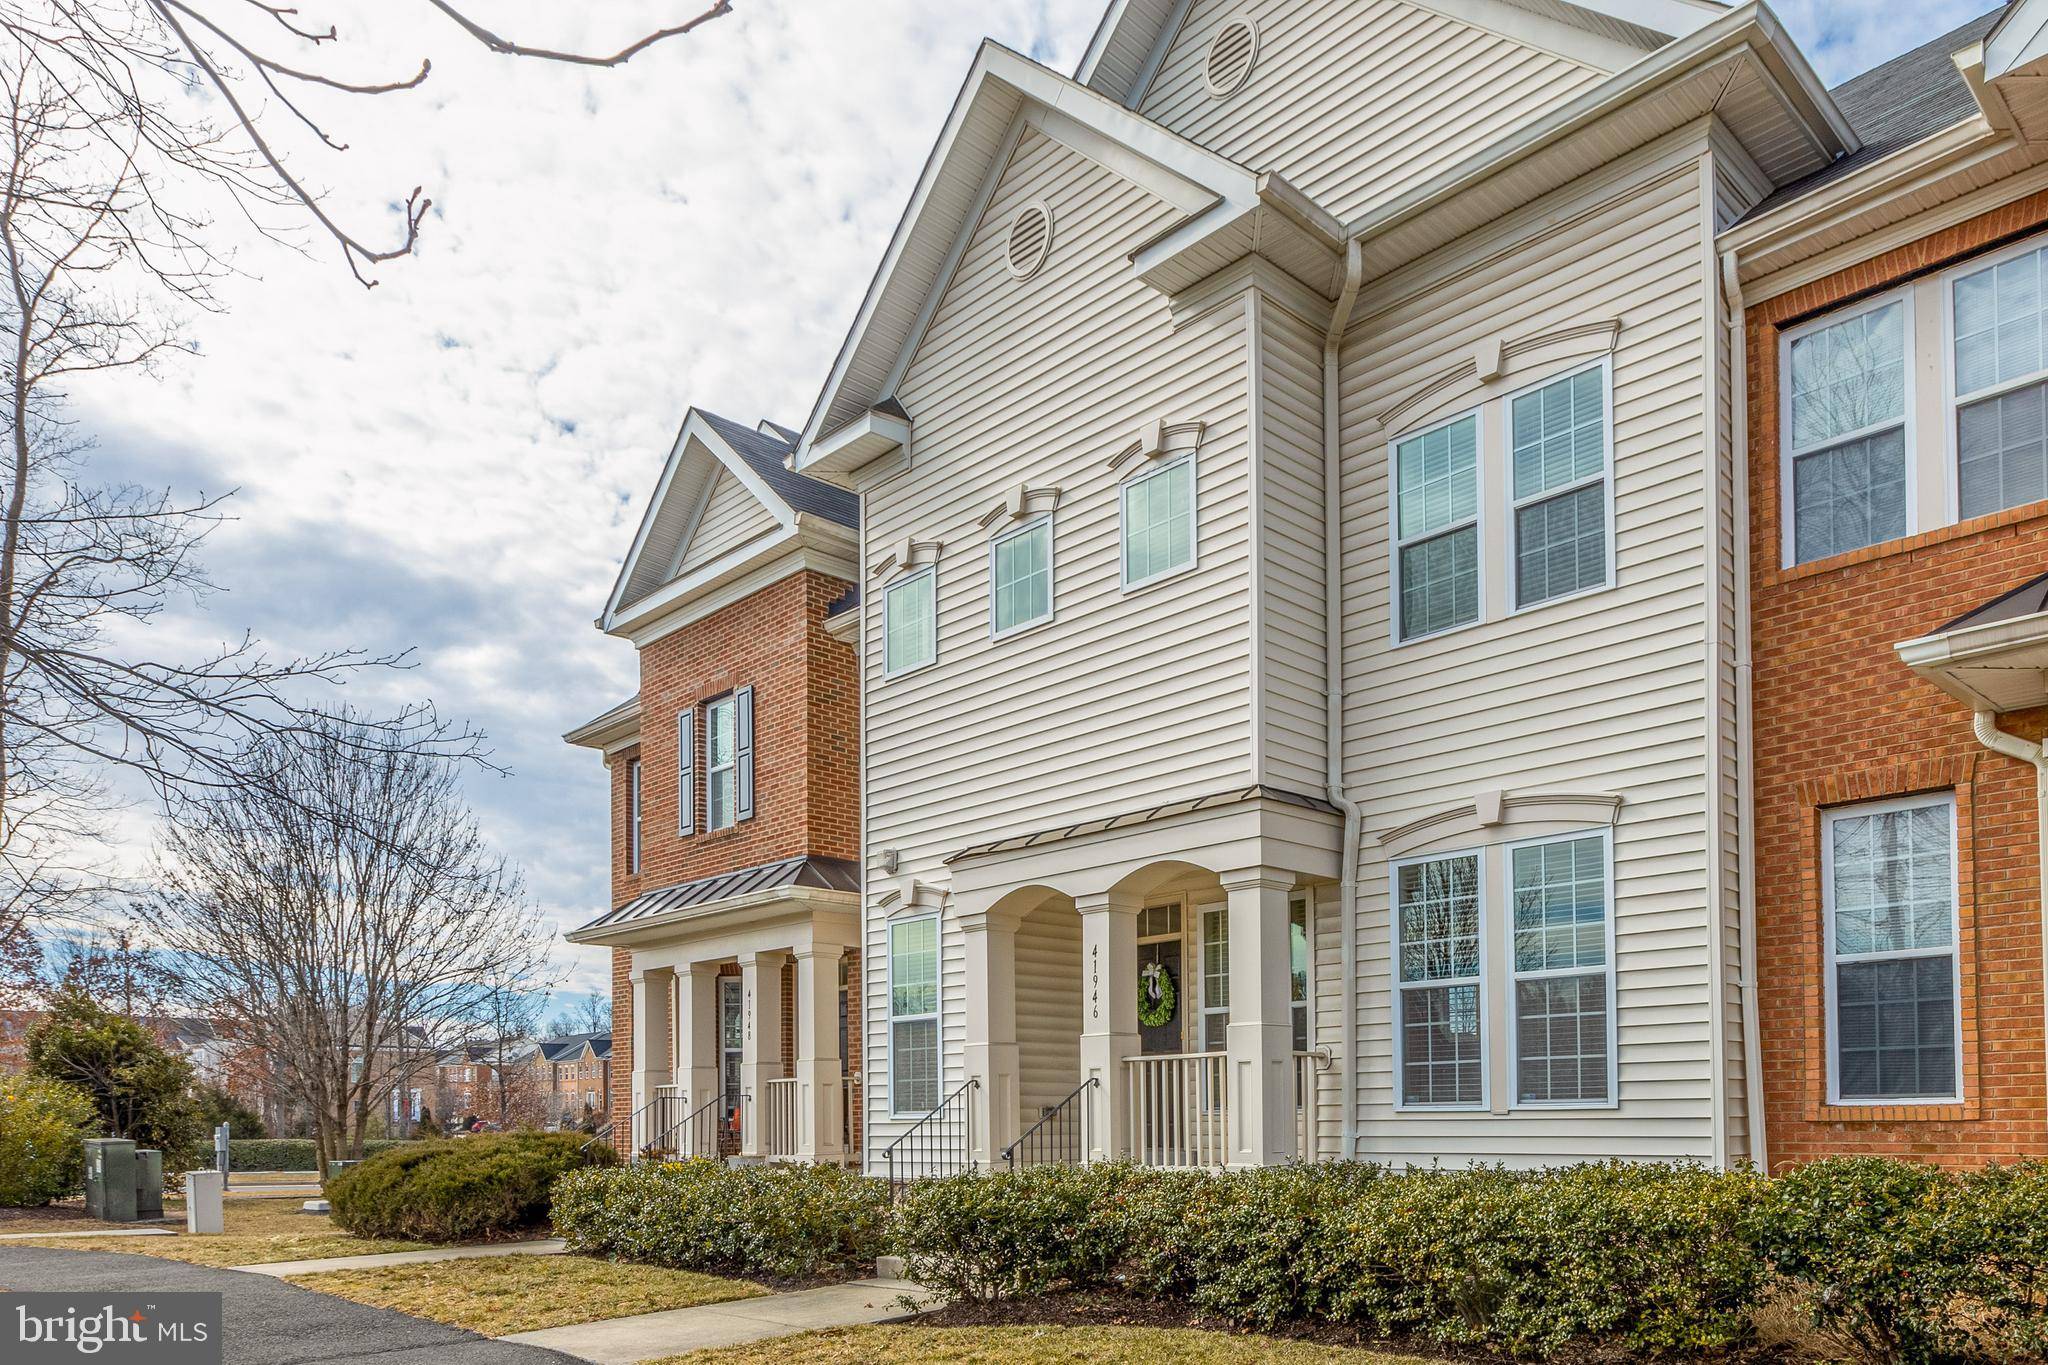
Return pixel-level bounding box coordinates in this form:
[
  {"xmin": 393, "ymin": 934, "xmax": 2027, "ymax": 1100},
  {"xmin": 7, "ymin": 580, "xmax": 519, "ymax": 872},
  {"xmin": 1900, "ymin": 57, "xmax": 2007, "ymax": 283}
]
[
  {"xmin": 1503, "ymin": 828, "xmax": 1620, "ymax": 1112},
  {"xmin": 988, "ymin": 513, "xmax": 1055, "ymax": 640},
  {"xmin": 1777, "ymin": 286, "xmax": 1917, "ymax": 569},
  {"xmin": 705, "ymin": 693, "xmax": 738, "ymax": 831},
  {"xmin": 626, "ymin": 758, "xmax": 642, "ymax": 875},
  {"xmin": 882, "ymin": 564, "xmax": 938, "ymax": 678},
  {"xmin": 886, "ymin": 914, "xmax": 942, "ymax": 1118},
  {"xmin": 1821, "ymin": 792, "xmax": 1964, "ymax": 1107},
  {"xmin": 1389, "ymin": 846, "xmax": 1489, "ymax": 1113},
  {"xmin": 1506, "ymin": 358, "xmax": 1618, "ymax": 615},
  {"xmin": 1119, "ymin": 452, "xmax": 1199, "ymax": 593},
  {"xmin": 1942, "ymin": 231, "xmax": 2048, "ymax": 526},
  {"xmin": 1387, "ymin": 406, "xmax": 1486, "ymax": 646},
  {"xmin": 1198, "ymin": 900, "xmax": 1229, "ymax": 1055}
]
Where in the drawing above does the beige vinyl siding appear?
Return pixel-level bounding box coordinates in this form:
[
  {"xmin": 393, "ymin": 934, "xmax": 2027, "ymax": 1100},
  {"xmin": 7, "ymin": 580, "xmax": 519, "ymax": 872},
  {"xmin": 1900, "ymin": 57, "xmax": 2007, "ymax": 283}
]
[
  {"xmin": 677, "ymin": 471, "xmax": 779, "ymax": 574},
  {"xmin": 1253, "ymin": 296, "xmax": 1329, "ymax": 795},
  {"xmin": 1139, "ymin": 0, "xmax": 1604, "ymax": 224},
  {"xmin": 1337, "ymin": 132, "xmax": 1719, "ymax": 1165},
  {"xmin": 861, "ymin": 129, "xmax": 1257, "ymax": 1147},
  {"xmin": 1016, "ymin": 903, "xmax": 1084, "ymax": 1121}
]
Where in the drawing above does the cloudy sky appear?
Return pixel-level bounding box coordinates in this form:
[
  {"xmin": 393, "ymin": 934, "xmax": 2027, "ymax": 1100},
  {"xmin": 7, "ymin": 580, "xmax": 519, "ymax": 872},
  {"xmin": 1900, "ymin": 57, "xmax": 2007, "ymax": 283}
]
[{"xmin": 71, "ymin": 0, "xmax": 1996, "ymax": 1007}]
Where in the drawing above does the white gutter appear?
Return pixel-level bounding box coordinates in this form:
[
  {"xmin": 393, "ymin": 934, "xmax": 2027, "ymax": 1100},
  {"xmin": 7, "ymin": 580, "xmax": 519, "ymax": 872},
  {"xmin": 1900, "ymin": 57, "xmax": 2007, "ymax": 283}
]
[
  {"xmin": 1323, "ymin": 237, "xmax": 1365, "ymax": 1161},
  {"xmin": 1720, "ymin": 251, "xmax": 1768, "ymax": 1172},
  {"xmin": 1970, "ymin": 708, "xmax": 2048, "ymax": 1151}
]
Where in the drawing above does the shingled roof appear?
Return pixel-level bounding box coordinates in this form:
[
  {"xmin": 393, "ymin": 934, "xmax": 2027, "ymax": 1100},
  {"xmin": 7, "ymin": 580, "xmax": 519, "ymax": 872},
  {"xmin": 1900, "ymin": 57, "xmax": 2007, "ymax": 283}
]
[
  {"xmin": 695, "ymin": 409, "xmax": 859, "ymax": 529},
  {"xmin": 1743, "ymin": 6, "xmax": 2010, "ymax": 222}
]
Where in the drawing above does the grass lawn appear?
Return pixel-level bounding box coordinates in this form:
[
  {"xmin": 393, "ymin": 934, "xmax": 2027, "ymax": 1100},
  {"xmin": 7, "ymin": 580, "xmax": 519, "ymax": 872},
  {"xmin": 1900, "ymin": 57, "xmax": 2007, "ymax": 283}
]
[
  {"xmin": 655, "ymin": 1325, "xmax": 1434, "ymax": 1364},
  {"xmin": 4, "ymin": 1196, "xmax": 432, "ymax": 1266},
  {"xmin": 289, "ymin": 1254, "xmax": 765, "ymax": 1336}
]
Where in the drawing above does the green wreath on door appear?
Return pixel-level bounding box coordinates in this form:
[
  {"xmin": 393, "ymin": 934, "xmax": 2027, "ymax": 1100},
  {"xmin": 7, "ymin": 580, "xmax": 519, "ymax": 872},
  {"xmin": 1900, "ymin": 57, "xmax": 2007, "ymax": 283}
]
[{"xmin": 1138, "ymin": 959, "xmax": 1177, "ymax": 1029}]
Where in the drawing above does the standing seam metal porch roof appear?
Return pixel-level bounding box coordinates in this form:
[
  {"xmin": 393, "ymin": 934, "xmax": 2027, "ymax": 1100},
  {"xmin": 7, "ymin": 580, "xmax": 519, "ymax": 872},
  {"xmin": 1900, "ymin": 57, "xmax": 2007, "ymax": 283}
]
[{"xmin": 573, "ymin": 855, "xmax": 861, "ymax": 934}]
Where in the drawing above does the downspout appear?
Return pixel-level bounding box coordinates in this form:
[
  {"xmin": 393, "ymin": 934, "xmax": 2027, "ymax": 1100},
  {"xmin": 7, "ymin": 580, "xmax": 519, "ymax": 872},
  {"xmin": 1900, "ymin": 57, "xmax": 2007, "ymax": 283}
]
[
  {"xmin": 1324, "ymin": 237, "xmax": 1365, "ymax": 1160},
  {"xmin": 1969, "ymin": 708, "xmax": 2048, "ymax": 1144},
  {"xmin": 1720, "ymin": 251, "xmax": 1768, "ymax": 1171}
]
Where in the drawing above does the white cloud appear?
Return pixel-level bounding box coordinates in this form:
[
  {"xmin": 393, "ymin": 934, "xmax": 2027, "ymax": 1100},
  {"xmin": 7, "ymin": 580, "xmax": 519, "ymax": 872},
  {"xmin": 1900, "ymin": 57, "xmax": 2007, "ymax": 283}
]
[{"xmin": 66, "ymin": 0, "xmax": 1968, "ymax": 1004}]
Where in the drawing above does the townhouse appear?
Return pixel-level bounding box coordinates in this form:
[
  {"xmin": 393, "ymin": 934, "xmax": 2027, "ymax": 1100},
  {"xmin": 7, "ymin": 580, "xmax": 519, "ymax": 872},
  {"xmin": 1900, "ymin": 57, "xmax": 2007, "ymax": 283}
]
[
  {"xmin": 573, "ymin": 0, "xmax": 2048, "ymax": 1174},
  {"xmin": 566, "ymin": 411, "xmax": 864, "ymax": 1162}
]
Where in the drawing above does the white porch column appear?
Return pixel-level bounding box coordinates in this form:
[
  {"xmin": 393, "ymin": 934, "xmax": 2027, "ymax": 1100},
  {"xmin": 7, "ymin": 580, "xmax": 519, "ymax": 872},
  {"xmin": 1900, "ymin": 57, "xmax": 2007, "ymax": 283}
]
[
  {"xmin": 629, "ymin": 964, "xmax": 675, "ymax": 1148},
  {"xmin": 739, "ymin": 950, "xmax": 788, "ymax": 1159},
  {"xmin": 1075, "ymin": 890, "xmax": 1140, "ymax": 1162},
  {"xmin": 1221, "ymin": 868, "xmax": 1297, "ymax": 1168},
  {"xmin": 793, "ymin": 945, "xmax": 845, "ymax": 1163},
  {"xmin": 675, "ymin": 963, "xmax": 720, "ymax": 1115},
  {"xmin": 961, "ymin": 905, "xmax": 1020, "ymax": 1169}
]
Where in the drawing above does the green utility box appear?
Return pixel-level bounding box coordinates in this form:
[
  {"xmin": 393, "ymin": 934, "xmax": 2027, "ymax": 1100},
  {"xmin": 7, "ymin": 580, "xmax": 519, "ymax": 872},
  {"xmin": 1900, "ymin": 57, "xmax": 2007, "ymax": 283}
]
[{"xmin": 83, "ymin": 1138, "xmax": 137, "ymax": 1223}]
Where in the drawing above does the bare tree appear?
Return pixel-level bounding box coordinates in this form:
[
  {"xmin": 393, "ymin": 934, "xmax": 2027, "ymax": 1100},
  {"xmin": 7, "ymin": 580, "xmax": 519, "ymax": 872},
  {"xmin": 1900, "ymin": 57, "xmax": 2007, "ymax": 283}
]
[
  {"xmin": 546, "ymin": 990, "xmax": 610, "ymax": 1040},
  {"xmin": 467, "ymin": 970, "xmax": 541, "ymax": 1128},
  {"xmin": 139, "ymin": 709, "xmax": 548, "ymax": 1168},
  {"xmin": 1, "ymin": 1, "xmax": 732, "ymax": 286}
]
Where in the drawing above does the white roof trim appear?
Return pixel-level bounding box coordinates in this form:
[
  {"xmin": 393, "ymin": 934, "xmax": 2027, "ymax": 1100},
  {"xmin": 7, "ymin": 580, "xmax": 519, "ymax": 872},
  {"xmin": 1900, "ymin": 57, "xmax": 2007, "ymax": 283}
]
[
  {"xmin": 600, "ymin": 409, "xmax": 801, "ymax": 631},
  {"xmin": 1988, "ymin": 0, "xmax": 2048, "ymax": 82},
  {"xmin": 794, "ymin": 40, "xmax": 1257, "ymax": 471},
  {"xmin": 1897, "ymin": 609, "xmax": 2048, "ymax": 713},
  {"xmin": 606, "ymin": 523, "xmax": 855, "ymax": 647}
]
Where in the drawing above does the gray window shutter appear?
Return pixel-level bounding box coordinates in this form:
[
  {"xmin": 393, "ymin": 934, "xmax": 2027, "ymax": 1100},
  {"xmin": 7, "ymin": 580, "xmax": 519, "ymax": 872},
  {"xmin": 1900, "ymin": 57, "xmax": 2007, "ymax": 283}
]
[
  {"xmin": 735, "ymin": 684, "xmax": 755, "ymax": 822},
  {"xmin": 677, "ymin": 706, "xmax": 696, "ymax": 836}
]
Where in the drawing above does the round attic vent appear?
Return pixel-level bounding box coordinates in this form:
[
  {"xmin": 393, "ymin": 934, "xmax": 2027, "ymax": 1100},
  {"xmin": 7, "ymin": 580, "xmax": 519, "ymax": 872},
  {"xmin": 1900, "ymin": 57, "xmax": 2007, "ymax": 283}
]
[
  {"xmin": 1006, "ymin": 201, "xmax": 1053, "ymax": 279},
  {"xmin": 1204, "ymin": 17, "xmax": 1258, "ymax": 97}
]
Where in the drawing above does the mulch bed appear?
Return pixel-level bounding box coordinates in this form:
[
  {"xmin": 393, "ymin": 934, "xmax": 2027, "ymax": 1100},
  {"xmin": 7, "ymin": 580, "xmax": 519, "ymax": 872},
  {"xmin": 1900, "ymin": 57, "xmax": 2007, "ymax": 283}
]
[{"xmin": 916, "ymin": 1290, "xmax": 1813, "ymax": 1364}]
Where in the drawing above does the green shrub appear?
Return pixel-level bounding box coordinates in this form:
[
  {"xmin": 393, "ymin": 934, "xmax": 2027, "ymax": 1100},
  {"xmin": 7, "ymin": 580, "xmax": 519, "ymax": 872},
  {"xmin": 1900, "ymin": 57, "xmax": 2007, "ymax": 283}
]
[
  {"xmin": 187, "ymin": 1138, "xmax": 425, "ymax": 1172},
  {"xmin": 1757, "ymin": 1156, "xmax": 1983, "ymax": 1363},
  {"xmin": 26, "ymin": 989, "xmax": 198, "ymax": 1168},
  {"xmin": 553, "ymin": 1159, "xmax": 889, "ymax": 1281},
  {"xmin": 893, "ymin": 1162, "xmax": 1152, "ymax": 1300},
  {"xmin": 0, "ymin": 1073, "xmax": 100, "ymax": 1207},
  {"xmin": 327, "ymin": 1132, "xmax": 609, "ymax": 1243},
  {"xmin": 1954, "ymin": 1162, "xmax": 2048, "ymax": 1361}
]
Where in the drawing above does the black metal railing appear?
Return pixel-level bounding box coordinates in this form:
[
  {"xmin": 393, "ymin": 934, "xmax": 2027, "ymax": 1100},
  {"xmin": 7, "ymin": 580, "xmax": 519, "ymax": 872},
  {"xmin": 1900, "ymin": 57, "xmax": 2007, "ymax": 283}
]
[
  {"xmin": 883, "ymin": 1078, "xmax": 977, "ymax": 1194},
  {"xmin": 645, "ymin": 1091, "xmax": 727, "ymax": 1161},
  {"xmin": 579, "ymin": 1120, "xmax": 615, "ymax": 1157},
  {"xmin": 1002, "ymin": 1076, "xmax": 1096, "ymax": 1170},
  {"xmin": 616, "ymin": 1090, "xmax": 687, "ymax": 1159}
]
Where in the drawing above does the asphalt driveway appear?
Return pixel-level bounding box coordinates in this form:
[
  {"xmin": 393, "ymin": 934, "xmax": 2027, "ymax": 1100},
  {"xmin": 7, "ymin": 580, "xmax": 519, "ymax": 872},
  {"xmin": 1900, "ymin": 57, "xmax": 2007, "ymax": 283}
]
[{"xmin": 0, "ymin": 1245, "xmax": 583, "ymax": 1364}]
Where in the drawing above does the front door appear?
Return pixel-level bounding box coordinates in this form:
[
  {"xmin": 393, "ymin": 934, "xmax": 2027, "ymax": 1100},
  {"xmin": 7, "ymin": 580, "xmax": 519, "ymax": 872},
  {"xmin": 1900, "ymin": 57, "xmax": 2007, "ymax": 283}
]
[
  {"xmin": 1138, "ymin": 940, "xmax": 1183, "ymax": 1055},
  {"xmin": 719, "ymin": 977, "xmax": 743, "ymax": 1152}
]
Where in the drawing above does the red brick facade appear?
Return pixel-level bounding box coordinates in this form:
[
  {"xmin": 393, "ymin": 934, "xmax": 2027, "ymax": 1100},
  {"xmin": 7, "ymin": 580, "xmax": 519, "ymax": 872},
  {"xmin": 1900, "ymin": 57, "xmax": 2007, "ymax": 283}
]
[
  {"xmin": 1748, "ymin": 195, "xmax": 2048, "ymax": 1170},
  {"xmin": 604, "ymin": 569, "xmax": 862, "ymax": 1149}
]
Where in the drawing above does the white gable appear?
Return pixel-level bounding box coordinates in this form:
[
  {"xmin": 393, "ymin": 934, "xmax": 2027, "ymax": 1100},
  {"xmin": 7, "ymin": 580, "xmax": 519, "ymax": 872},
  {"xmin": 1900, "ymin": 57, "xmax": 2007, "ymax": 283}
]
[
  {"xmin": 1136, "ymin": 0, "xmax": 1611, "ymax": 223},
  {"xmin": 676, "ymin": 470, "xmax": 779, "ymax": 576}
]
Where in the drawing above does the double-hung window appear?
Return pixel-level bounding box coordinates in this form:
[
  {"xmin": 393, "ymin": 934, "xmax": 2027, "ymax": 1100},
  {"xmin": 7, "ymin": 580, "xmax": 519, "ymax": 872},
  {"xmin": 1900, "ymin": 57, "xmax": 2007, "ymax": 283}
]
[
  {"xmin": 1783, "ymin": 296, "xmax": 1909, "ymax": 564},
  {"xmin": 1953, "ymin": 243, "xmax": 2048, "ymax": 519},
  {"xmin": 1121, "ymin": 454, "xmax": 1195, "ymax": 588},
  {"xmin": 1510, "ymin": 365, "xmax": 1610, "ymax": 607},
  {"xmin": 888, "ymin": 917, "xmax": 940, "ymax": 1116},
  {"xmin": 884, "ymin": 567, "xmax": 936, "ymax": 676},
  {"xmin": 1823, "ymin": 795, "xmax": 1960, "ymax": 1103},
  {"xmin": 1393, "ymin": 852, "xmax": 1483, "ymax": 1107},
  {"xmin": 705, "ymin": 694, "xmax": 738, "ymax": 830},
  {"xmin": 1509, "ymin": 833, "xmax": 1613, "ymax": 1105},
  {"xmin": 1393, "ymin": 413, "xmax": 1480, "ymax": 640},
  {"xmin": 990, "ymin": 516, "xmax": 1052, "ymax": 636}
]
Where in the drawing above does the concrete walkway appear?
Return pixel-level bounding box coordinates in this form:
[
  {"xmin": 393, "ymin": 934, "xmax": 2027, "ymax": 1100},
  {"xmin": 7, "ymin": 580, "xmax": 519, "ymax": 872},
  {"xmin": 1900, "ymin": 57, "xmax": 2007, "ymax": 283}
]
[
  {"xmin": 504, "ymin": 1277, "xmax": 938, "ymax": 1363},
  {"xmin": 0, "ymin": 1225, "xmax": 178, "ymax": 1241},
  {"xmin": 246, "ymin": 1238, "xmax": 568, "ymax": 1277}
]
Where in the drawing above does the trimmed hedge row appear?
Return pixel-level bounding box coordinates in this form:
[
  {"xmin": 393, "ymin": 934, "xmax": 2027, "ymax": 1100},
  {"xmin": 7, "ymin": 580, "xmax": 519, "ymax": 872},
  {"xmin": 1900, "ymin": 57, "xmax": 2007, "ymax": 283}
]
[
  {"xmin": 552, "ymin": 1156, "xmax": 2048, "ymax": 1362},
  {"xmin": 186, "ymin": 1138, "xmax": 427, "ymax": 1172},
  {"xmin": 328, "ymin": 1132, "xmax": 609, "ymax": 1242},
  {"xmin": 553, "ymin": 1159, "xmax": 890, "ymax": 1280}
]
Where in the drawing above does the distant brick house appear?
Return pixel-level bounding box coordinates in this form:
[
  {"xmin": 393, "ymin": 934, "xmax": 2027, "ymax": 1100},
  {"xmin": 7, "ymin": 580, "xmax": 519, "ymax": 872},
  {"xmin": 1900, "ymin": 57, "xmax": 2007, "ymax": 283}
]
[
  {"xmin": 567, "ymin": 410, "xmax": 861, "ymax": 1161},
  {"xmin": 538, "ymin": 1032, "xmax": 612, "ymax": 1129}
]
